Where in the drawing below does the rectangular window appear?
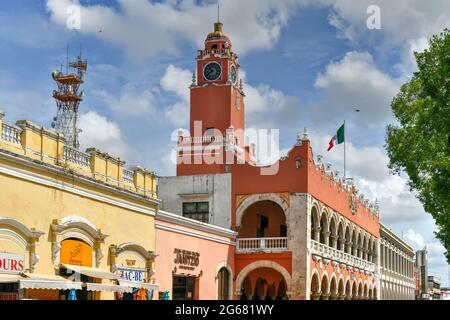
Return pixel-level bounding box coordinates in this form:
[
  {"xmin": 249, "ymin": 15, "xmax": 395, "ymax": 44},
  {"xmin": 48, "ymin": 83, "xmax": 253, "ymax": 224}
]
[{"xmin": 182, "ymin": 202, "xmax": 209, "ymax": 223}]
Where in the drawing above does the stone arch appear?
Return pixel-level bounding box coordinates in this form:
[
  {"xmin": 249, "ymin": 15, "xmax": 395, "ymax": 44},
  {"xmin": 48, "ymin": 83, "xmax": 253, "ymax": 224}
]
[
  {"xmin": 329, "ymin": 214, "xmax": 338, "ymax": 248},
  {"xmin": 337, "ymin": 219, "xmax": 345, "ymax": 251},
  {"xmin": 371, "ymin": 238, "xmax": 377, "ymax": 263},
  {"xmin": 338, "ymin": 276, "xmax": 345, "ymax": 300},
  {"xmin": 254, "ymin": 277, "xmax": 266, "ymax": 300},
  {"xmin": 345, "ymin": 278, "xmax": 352, "ymax": 300},
  {"xmin": 363, "ymin": 282, "xmax": 369, "ymax": 300},
  {"xmin": 109, "ymin": 242, "xmax": 156, "ymax": 283},
  {"xmin": 329, "ymin": 273, "xmax": 338, "ymax": 299},
  {"xmin": 236, "ymin": 193, "xmax": 289, "ymax": 228},
  {"xmin": 358, "ymin": 231, "xmax": 364, "ymax": 258},
  {"xmin": 351, "ymin": 227, "xmax": 358, "ymax": 256},
  {"xmin": 235, "ymin": 260, "xmax": 291, "ymax": 297},
  {"xmin": 0, "ymin": 217, "xmax": 44, "ymax": 273},
  {"xmin": 352, "ymin": 281, "xmax": 358, "ymax": 300},
  {"xmin": 310, "ymin": 203, "xmax": 320, "ymax": 241},
  {"xmin": 319, "ymin": 209, "xmax": 329, "ymax": 245},
  {"xmin": 320, "ymin": 272, "xmax": 330, "ymax": 300},
  {"xmin": 51, "ymin": 215, "xmax": 108, "ymax": 268},
  {"xmin": 344, "ymin": 223, "xmax": 352, "ymax": 254},
  {"xmin": 357, "ymin": 280, "xmax": 363, "ymax": 300},
  {"xmin": 310, "ymin": 269, "xmax": 321, "ymax": 300}
]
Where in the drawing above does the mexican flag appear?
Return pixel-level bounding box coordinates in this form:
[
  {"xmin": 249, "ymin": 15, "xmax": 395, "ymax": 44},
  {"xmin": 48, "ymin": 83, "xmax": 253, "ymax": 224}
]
[{"xmin": 327, "ymin": 123, "xmax": 345, "ymax": 151}]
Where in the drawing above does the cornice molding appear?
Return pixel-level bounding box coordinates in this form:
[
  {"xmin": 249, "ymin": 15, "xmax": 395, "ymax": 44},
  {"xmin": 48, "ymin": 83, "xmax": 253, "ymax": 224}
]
[
  {"xmin": 0, "ymin": 154, "xmax": 157, "ymax": 217},
  {"xmin": 156, "ymin": 210, "xmax": 237, "ymax": 240}
]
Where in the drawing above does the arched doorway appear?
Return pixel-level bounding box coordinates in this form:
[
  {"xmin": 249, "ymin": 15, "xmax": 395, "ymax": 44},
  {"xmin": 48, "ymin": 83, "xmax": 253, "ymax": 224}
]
[
  {"xmin": 310, "ymin": 271, "xmax": 320, "ymax": 300},
  {"xmin": 240, "ymin": 267, "xmax": 288, "ymax": 300},
  {"xmin": 217, "ymin": 267, "xmax": 230, "ymax": 300},
  {"xmin": 238, "ymin": 200, "xmax": 287, "ymax": 252}
]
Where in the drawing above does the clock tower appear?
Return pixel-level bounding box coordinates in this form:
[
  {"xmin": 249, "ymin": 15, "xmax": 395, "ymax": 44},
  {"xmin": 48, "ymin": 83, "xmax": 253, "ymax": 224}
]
[
  {"xmin": 190, "ymin": 21, "xmax": 245, "ymax": 138},
  {"xmin": 177, "ymin": 21, "xmax": 248, "ymax": 176}
]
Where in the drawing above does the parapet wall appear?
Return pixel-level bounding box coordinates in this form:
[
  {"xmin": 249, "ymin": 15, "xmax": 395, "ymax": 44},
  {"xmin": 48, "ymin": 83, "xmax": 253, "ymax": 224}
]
[{"xmin": 0, "ymin": 111, "xmax": 157, "ymax": 199}]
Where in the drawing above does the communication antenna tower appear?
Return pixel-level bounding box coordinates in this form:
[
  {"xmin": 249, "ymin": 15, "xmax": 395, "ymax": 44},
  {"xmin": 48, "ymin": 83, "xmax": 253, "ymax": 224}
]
[{"xmin": 51, "ymin": 47, "xmax": 87, "ymax": 149}]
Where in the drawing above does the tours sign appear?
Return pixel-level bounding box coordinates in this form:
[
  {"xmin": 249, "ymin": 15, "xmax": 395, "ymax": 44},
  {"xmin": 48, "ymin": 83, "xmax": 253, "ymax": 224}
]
[{"xmin": 0, "ymin": 252, "xmax": 25, "ymax": 274}]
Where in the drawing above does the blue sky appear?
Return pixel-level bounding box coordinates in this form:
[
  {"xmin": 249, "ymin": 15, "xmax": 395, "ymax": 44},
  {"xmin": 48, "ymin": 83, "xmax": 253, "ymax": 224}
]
[{"xmin": 0, "ymin": 0, "xmax": 449, "ymax": 285}]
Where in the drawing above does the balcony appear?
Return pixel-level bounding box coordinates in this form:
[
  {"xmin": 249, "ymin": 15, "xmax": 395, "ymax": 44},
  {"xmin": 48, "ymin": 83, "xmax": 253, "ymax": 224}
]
[
  {"xmin": 309, "ymin": 239, "xmax": 376, "ymax": 273},
  {"xmin": 64, "ymin": 146, "xmax": 90, "ymax": 167},
  {"xmin": 1, "ymin": 123, "xmax": 22, "ymax": 145},
  {"xmin": 237, "ymin": 237, "xmax": 288, "ymax": 253}
]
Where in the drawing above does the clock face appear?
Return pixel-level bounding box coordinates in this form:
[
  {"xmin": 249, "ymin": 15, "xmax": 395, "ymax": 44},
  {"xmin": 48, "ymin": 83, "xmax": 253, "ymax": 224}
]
[
  {"xmin": 203, "ymin": 62, "xmax": 222, "ymax": 81},
  {"xmin": 230, "ymin": 65, "xmax": 237, "ymax": 84}
]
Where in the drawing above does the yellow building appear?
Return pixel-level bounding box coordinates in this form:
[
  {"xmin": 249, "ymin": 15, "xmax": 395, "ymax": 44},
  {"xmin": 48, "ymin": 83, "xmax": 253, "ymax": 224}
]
[{"xmin": 0, "ymin": 110, "xmax": 159, "ymax": 300}]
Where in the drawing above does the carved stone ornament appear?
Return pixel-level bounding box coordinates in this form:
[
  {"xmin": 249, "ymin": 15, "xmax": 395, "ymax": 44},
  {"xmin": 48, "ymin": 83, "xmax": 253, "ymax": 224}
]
[{"xmin": 349, "ymin": 189, "xmax": 358, "ymax": 215}]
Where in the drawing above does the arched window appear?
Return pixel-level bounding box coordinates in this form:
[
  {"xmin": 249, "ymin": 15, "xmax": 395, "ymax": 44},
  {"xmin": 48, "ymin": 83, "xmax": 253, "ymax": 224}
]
[{"xmin": 217, "ymin": 267, "xmax": 230, "ymax": 300}]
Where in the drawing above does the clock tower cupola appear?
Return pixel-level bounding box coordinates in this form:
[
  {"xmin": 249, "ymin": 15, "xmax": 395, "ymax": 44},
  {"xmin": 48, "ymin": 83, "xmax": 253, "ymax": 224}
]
[{"xmin": 189, "ymin": 20, "xmax": 245, "ymax": 140}]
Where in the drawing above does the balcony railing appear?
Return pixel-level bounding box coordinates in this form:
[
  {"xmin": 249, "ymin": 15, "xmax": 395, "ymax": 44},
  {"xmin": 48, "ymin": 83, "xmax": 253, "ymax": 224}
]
[
  {"xmin": 64, "ymin": 146, "xmax": 90, "ymax": 167},
  {"xmin": 309, "ymin": 239, "xmax": 376, "ymax": 273},
  {"xmin": 123, "ymin": 169, "xmax": 134, "ymax": 184},
  {"xmin": 179, "ymin": 135, "xmax": 224, "ymax": 145},
  {"xmin": 237, "ymin": 237, "xmax": 288, "ymax": 253},
  {"xmin": 1, "ymin": 123, "xmax": 22, "ymax": 144}
]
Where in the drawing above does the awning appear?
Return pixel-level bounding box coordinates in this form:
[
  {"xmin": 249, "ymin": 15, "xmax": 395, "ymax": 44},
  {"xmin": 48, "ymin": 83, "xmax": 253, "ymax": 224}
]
[
  {"xmin": 20, "ymin": 273, "xmax": 82, "ymax": 290},
  {"xmin": 85, "ymin": 282, "xmax": 132, "ymax": 293},
  {"xmin": 119, "ymin": 280, "xmax": 160, "ymax": 291},
  {"xmin": 0, "ymin": 274, "xmax": 21, "ymax": 283},
  {"xmin": 61, "ymin": 264, "xmax": 118, "ymax": 280},
  {"xmin": 0, "ymin": 272, "xmax": 83, "ymax": 290}
]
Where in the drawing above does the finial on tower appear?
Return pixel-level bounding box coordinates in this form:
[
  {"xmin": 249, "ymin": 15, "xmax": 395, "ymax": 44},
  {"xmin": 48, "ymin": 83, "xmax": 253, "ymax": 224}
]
[
  {"xmin": 214, "ymin": 1, "xmax": 223, "ymax": 33},
  {"xmin": 217, "ymin": 1, "xmax": 220, "ymax": 23}
]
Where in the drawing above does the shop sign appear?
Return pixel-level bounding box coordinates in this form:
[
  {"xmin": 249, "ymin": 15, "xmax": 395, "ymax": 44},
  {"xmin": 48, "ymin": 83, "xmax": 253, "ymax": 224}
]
[
  {"xmin": 117, "ymin": 267, "xmax": 145, "ymax": 283},
  {"xmin": 0, "ymin": 293, "xmax": 18, "ymax": 300},
  {"xmin": 0, "ymin": 253, "xmax": 25, "ymax": 274},
  {"xmin": 174, "ymin": 249, "xmax": 200, "ymax": 271},
  {"xmin": 60, "ymin": 239, "xmax": 93, "ymax": 267}
]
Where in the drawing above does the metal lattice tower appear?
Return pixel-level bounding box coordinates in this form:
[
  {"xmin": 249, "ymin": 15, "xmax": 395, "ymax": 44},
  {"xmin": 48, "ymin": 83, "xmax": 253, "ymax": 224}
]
[{"xmin": 51, "ymin": 50, "xmax": 87, "ymax": 149}]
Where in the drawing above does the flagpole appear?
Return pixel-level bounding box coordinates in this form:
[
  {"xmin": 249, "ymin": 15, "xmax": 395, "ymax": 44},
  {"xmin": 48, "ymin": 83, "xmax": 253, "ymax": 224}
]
[{"xmin": 344, "ymin": 120, "xmax": 346, "ymax": 179}]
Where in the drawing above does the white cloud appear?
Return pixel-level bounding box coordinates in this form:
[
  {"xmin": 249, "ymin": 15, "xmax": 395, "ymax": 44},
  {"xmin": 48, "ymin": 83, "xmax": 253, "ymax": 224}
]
[
  {"xmin": 313, "ymin": 51, "xmax": 399, "ymax": 125},
  {"xmin": 79, "ymin": 111, "xmax": 135, "ymax": 160},
  {"xmin": 160, "ymin": 64, "xmax": 191, "ymax": 102},
  {"xmin": 319, "ymin": 0, "xmax": 450, "ymax": 45},
  {"xmin": 404, "ymin": 229, "xmax": 426, "ymax": 249},
  {"xmin": 46, "ymin": 0, "xmax": 303, "ymax": 62},
  {"xmin": 95, "ymin": 88, "xmax": 155, "ymax": 116},
  {"xmin": 160, "ymin": 64, "xmax": 191, "ymax": 126}
]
